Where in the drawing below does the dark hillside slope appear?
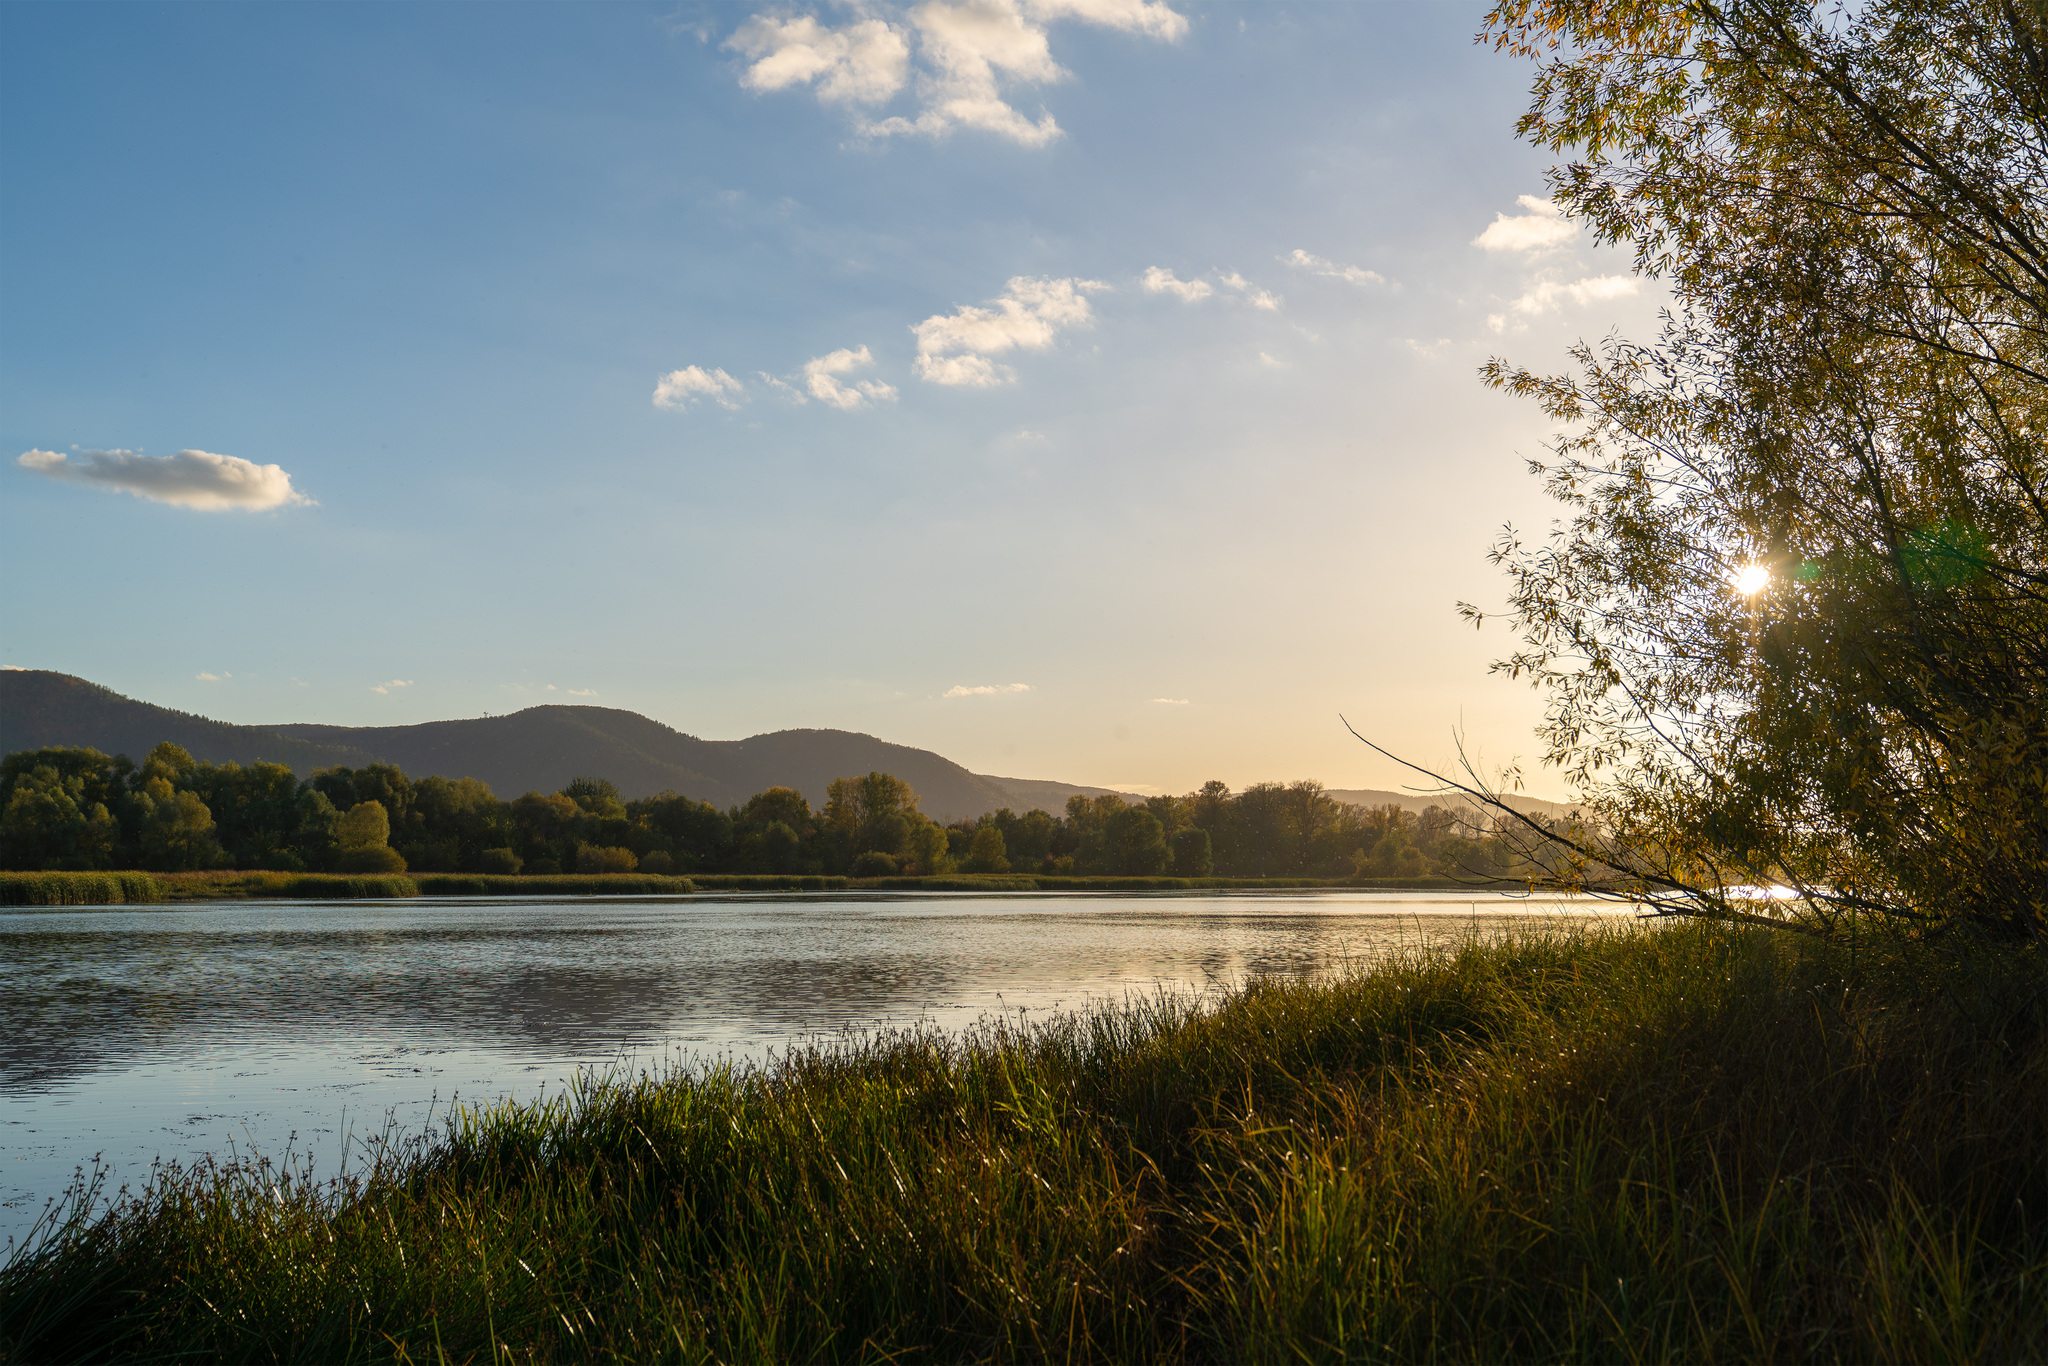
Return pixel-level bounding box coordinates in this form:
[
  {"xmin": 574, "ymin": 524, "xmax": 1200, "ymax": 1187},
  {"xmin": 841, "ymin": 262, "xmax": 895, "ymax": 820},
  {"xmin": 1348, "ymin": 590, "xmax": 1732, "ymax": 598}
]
[
  {"xmin": 270, "ymin": 709, "xmax": 734, "ymax": 806},
  {"xmin": 0, "ymin": 672, "xmax": 1122, "ymax": 818},
  {"xmin": 0, "ymin": 671, "xmax": 373, "ymax": 774}
]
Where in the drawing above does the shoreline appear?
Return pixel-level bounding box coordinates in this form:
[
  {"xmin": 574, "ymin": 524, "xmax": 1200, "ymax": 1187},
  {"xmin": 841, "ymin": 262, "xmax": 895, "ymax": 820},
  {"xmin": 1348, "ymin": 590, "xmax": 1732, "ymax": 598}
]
[{"xmin": 4, "ymin": 919, "xmax": 2040, "ymax": 1361}]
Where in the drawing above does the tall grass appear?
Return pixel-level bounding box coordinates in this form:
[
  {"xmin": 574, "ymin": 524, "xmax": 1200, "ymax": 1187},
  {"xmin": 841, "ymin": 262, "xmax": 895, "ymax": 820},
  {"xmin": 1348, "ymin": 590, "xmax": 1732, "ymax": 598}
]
[
  {"xmin": 3, "ymin": 921, "xmax": 2042, "ymax": 1362},
  {"xmin": 0, "ymin": 871, "xmax": 165, "ymax": 905}
]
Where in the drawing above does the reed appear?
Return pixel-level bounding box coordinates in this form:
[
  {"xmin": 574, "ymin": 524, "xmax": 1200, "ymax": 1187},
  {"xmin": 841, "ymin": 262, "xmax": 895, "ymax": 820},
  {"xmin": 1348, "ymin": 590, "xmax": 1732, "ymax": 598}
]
[
  {"xmin": 3, "ymin": 920, "xmax": 2042, "ymax": 1362},
  {"xmin": 0, "ymin": 871, "xmax": 165, "ymax": 905}
]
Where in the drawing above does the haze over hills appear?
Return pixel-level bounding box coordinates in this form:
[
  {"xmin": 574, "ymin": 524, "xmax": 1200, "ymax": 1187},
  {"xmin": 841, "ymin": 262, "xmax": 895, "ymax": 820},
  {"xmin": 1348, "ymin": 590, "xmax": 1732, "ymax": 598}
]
[{"xmin": 0, "ymin": 671, "xmax": 1580, "ymax": 822}]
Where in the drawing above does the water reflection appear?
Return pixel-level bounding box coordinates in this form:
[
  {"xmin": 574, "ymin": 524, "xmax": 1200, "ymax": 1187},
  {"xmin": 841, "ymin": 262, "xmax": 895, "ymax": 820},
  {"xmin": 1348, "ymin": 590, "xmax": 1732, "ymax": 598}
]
[{"xmin": 2, "ymin": 890, "xmax": 1619, "ymax": 1249}]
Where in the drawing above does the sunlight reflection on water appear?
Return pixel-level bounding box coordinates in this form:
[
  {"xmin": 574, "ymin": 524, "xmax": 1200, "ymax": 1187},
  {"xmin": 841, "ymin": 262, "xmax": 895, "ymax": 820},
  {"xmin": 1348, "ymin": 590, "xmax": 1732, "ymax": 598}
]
[{"xmin": 1, "ymin": 889, "xmax": 1626, "ymax": 1249}]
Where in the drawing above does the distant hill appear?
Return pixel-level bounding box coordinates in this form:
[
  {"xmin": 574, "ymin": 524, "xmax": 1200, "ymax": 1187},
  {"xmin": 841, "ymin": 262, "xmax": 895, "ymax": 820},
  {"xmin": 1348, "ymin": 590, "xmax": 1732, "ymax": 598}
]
[
  {"xmin": 0, "ymin": 672, "xmax": 1575, "ymax": 822},
  {"xmin": 0, "ymin": 671, "xmax": 1134, "ymax": 820}
]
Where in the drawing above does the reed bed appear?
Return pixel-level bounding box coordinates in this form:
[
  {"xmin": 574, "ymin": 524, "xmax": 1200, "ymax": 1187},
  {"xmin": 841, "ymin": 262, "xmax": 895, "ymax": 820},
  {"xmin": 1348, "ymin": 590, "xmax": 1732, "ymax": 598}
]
[
  {"xmin": 3, "ymin": 920, "xmax": 2043, "ymax": 1362},
  {"xmin": 0, "ymin": 871, "xmax": 165, "ymax": 905}
]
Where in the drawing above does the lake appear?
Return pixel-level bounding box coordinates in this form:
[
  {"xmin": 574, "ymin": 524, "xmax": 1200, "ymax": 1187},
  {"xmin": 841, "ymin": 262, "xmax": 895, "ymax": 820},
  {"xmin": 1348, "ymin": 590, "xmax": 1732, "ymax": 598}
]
[{"xmin": 1, "ymin": 889, "xmax": 1626, "ymax": 1252}]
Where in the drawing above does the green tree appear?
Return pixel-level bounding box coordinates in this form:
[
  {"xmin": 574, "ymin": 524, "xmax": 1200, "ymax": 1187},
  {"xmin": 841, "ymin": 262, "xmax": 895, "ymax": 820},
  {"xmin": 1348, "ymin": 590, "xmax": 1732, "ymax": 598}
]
[
  {"xmin": 1469, "ymin": 0, "xmax": 2048, "ymax": 935},
  {"xmin": 825, "ymin": 772, "xmax": 920, "ymax": 857},
  {"xmin": 962, "ymin": 825, "xmax": 1010, "ymax": 873},
  {"xmin": 1107, "ymin": 806, "xmax": 1170, "ymax": 876},
  {"xmin": 336, "ymin": 800, "xmax": 406, "ymax": 874},
  {"xmin": 136, "ymin": 777, "xmax": 227, "ymax": 871},
  {"xmin": 1171, "ymin": 827, "xmax": 1213, "ymax": 877}
]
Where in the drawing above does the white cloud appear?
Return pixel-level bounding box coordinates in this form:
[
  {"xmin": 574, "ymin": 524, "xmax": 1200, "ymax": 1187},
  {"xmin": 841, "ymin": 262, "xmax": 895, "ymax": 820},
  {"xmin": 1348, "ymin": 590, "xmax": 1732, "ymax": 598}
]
[
  {"xmin": 1473, "ymin": 195, "xmax": 1579, "ymax": 253},
  {"xmin": 1257, "ymin": 351, "xmax": 1287, "ymax": 368},
  {"xmin": 755, "ymin": 371, "xmax": 806, "ymax": 403},
  {"xmin": 17, "ymin": 447, "xmax": 312, "ymax": 511},
  {"xmin": 565, "ymin": 688, "xmax": 597, "ymax": 697},
  {"xmin": 1404, "ymin": 337, "xmax": 1453, "ymax": 357},
  {"xmin": 1216, "ymin": 270, "xmax": 1280, "ymax": 310},
  {"xmin": 369, "ymin": 679, "xmax": 414, "ymax": 695},
  {"xmin": 652, "ymin": 366, "xmax": 744, "ymax": 411},
  {"xmin": 1147, "ymin": 697, "xmax": 1189, "ymax": 704},
  {"xmin": 803, "ymin": 345, "xmax": 899, "ymax": 410},
  {"xmin": 729, "ymin": 0, "xmax": 1186, "ymax": 148},
  {"xmin": 1027, "ymin": 0, "xmax": 1186, "ymax": 40},
  {"xmin": 196, "ymin": 672, "xmax": 230, "ymax": 682},
  {"xmin": 1281, "ymin": 249, "xmax": 1386, "ymax": 289},
  {"xmin": 1141, "ymin": 266, "xmax": 1211, "ymax": 303},
  {"xmin": 727, "ymin": 15, "xmax": 910, "ymax": 104},
  {"xmin": 1489, "ymin": 274, "xmax": 1640, "ymax": 331},
  {"xmin": 913, "ymin": 275, "xmax": 1107, "ymax": 386},
  {"xmin": 943, "ymin": 682, "xmax": 1032, "ymax": 697}
]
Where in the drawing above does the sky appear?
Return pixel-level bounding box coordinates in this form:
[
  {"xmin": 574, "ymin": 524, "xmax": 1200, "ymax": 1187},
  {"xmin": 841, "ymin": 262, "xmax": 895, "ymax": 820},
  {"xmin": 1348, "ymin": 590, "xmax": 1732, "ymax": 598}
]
[{"xmin": 0, "ymin": 0, "xmax": 1663, "ymax": 800}]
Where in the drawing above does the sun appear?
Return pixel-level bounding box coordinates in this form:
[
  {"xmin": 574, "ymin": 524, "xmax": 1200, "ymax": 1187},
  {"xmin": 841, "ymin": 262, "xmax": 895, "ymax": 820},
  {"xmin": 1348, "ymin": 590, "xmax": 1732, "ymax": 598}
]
[{"xmin": 1734, "ymin": 563, "xmax": 1771, "ymax": 595}]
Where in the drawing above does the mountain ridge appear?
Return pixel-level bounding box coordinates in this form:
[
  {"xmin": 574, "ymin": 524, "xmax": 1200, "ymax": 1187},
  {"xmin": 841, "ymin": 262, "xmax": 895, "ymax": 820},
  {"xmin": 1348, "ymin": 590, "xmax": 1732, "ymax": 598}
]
[{"xmin": 0, "ymin": 671, "xmax": 1578, "ymax": 822}]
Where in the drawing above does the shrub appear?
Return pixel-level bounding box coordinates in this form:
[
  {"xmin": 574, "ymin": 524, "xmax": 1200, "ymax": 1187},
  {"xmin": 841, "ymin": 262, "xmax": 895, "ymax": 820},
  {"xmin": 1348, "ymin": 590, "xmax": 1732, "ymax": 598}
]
[
  {"xmin": 337, "ymin": 845, "xmax": 407, "ymax": 874},
  {"xmin": 638, "ymin": 849, "xmax": 676, "ymax": 875},
  {"xmin": 576, "ymin": 844, "xmax": 637, "ymax": 875},
  {"xmin": 476, "ymin": 847, "xmax": 522, "ymax": 875},
  {"xmin": 850, "ymin": 850, "xmax": 898, "ymax": 877}
]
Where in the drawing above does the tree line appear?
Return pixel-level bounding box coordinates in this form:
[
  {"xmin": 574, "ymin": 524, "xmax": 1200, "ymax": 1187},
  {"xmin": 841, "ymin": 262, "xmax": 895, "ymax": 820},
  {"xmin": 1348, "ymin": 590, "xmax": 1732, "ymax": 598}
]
[{"xmin": 0, "ymin": 742, "xmax": 1558, "ymax": 880}]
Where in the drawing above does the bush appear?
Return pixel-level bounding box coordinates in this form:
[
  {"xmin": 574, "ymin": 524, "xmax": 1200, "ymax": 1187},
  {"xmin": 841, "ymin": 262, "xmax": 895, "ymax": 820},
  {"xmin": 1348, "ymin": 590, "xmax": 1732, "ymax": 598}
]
[
  {"xmin": 337, "ymin": 845, "xmax": 407, "ymax": 874},
  {"xmin": 576, "ymin": 844, "xmax": 637, "ymax": 874},
  {"xmin": 850, "ymin": 850, "xmax": 898, "ymax": 877},
  {"xmin": 638, "ymin": 850, "xmax": 676, "ymax": 875},
  {"xmin": 476, "ymin": 847, "xmax": 523, "ymax": 875}
]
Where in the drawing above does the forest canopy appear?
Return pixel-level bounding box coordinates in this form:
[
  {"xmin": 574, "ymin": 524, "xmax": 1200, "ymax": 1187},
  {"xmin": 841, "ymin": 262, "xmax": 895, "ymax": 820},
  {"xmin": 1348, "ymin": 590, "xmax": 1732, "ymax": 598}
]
[{"xmin": 0, "ymin": 742, "xmax": 1564, "ymax": 881}]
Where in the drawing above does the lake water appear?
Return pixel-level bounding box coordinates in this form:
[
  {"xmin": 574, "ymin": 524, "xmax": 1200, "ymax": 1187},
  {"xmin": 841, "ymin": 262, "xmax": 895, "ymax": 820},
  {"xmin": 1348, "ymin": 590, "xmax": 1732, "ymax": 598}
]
[{"xmin": 1, "ymin": 890, "xmax": 1626, "ymax": 1252}]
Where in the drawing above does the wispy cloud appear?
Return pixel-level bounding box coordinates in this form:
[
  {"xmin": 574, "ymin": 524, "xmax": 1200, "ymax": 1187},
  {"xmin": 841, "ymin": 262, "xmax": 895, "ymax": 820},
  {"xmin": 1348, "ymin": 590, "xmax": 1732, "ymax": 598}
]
[
  {"xmin": 1281, "ymin": 249, "xmax": 1385, "ymax": 289},
  {"xmin": 1148, "ymin": 697, "xmax": 1189, "ymax": 704},
  {"xmin": 727, "ymin": 0, "xmax": 1187, "ymax": 148},
  {"xmin": 1473, "ymin": 195, "xmax": 1578, "ymax": 253},
  {"xmin": 943, "ymin": 682, "xmax": 1032, "ymax": 697},
  {"xmin": 913, "ymin": 276, "xmax": 1107, "ymax": 386},
  {"xmin": 565, "ymin": 688, "xmax": 596, "ymax": 697},
  {"xmin": 1142, "ymin": 266, "xmax": 1212, "ymax": 303},
  {"xmin": 369, "ymin": 679, "xmax": 414, "ymax": 695},
  {"xmin": 18, "ymin": 447, "xmax": 312, "ymax": 511},
  {"xmin": 804, "ymin": 345, "xmax": 898, "ymax": 410},
  {"xmin": 653, "ymin": 365, "xmax": 744, "ymax": 411},
  {"xmin": 1216, "ymin": 270, "xmax": 1280, "ymax": 310},
  {"xmin": 196, "ymin": 671, "xmax": 230, "ymax": 682}
]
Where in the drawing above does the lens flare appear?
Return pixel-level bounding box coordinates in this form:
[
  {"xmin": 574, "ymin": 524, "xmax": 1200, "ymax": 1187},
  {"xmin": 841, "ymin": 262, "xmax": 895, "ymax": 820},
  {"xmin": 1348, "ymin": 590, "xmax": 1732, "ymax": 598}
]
[{"xmin": 1734, "ymin": 563, "xmax": 1771, "ymax": 595}]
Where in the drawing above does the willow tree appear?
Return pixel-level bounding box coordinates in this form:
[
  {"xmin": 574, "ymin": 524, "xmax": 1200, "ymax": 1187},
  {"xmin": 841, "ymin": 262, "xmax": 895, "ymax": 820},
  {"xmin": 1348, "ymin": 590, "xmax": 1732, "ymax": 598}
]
[{"xmin": 1467, "ymin": 0, "xmax": 2048, "ymax": 936}]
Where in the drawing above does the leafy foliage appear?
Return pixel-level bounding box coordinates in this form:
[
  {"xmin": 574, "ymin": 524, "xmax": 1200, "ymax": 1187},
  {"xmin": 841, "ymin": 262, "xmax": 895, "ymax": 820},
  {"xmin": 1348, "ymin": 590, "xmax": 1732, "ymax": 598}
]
[{"xmin": 1471, "ymin": 0, "xmax": 2048, "ymax": 936}]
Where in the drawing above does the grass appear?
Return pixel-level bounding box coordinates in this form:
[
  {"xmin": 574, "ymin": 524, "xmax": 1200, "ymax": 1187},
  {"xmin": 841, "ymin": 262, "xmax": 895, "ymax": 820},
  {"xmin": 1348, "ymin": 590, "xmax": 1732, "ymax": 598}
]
[{"xmin": 3, "ymin": 918, "xmax": 2042, "ymax": 1362}]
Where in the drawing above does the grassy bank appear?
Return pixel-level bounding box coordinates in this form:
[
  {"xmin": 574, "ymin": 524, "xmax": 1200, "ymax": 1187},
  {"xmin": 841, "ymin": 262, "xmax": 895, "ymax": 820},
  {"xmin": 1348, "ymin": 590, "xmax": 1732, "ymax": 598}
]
[{"xmin": 4, "ymin": 920, "xmax": 2042, "ymax": 1362}]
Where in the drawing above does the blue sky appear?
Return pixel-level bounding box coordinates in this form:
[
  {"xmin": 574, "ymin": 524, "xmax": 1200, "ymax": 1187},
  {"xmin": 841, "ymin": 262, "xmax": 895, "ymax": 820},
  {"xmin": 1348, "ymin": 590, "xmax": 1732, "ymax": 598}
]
[{"xmin": 1, "ymin": 1, "xmax": 1660, "ymax": 798}]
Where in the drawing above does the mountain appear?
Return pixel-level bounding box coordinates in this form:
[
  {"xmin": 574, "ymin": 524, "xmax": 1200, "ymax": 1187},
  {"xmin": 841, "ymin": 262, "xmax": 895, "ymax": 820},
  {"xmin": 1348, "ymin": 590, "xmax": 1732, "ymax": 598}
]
[
  {"xmin": 0, "ymin": 671, "xmax": 1134, "ymax": 819},
  {"xmin": 0, "ymin": 672, "xmax": 1576, "ymax": 822}
]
